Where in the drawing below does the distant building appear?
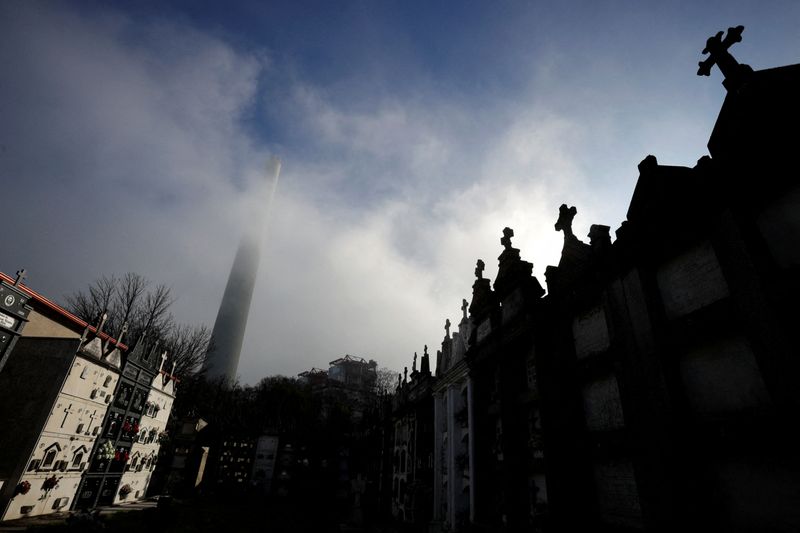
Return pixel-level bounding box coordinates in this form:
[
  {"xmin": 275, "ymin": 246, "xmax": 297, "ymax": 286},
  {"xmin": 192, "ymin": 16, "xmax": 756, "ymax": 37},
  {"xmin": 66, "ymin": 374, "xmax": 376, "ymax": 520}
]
[{"xmin": 299, "ymin": 354, "xmax": 378, "ymax": 422}]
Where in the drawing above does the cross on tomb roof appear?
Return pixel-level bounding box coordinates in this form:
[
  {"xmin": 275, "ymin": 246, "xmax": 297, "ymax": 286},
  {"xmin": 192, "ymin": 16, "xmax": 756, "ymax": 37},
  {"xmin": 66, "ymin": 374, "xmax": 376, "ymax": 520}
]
[
  {"xmin": 501, "ymin": 227, "xmax": 514, "ymax": 250},
  {"xmin": 555, "ymin": 204, "xmax": 577, "ymax": 238},
  {"xmin": 698, "ymin": 25, "xmax": 744, "ymax": 77},
  {"xmin": 475, "ymin": 259, "xmax": 485, "ymax": 280},
  {"xmin": 444, "ymin": 319, "xmax": 451, "ymax": 337},
  {"xmin": 461, "ymin": 299, "xmax": 468, "ymax": 320},
  {"xmin": 14, "ymin": 269, "xmax": 26, "ymax": 286}
]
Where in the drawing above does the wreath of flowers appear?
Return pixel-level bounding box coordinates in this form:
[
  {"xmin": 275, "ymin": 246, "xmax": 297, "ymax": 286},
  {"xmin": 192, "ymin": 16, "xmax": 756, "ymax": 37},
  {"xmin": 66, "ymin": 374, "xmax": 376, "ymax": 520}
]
[
  {"xmin": 42, "ymin": 475, "xmax": 61, "ymax": 491},
  {"xmin": 97, "ymin": 440, "xmax": 116, "ymax": 460},
  {"xmin": 15, "ymin": 480, "xmax": 31, "ymax": 496},
  {"xmin": 119, "ymin": 484, "xmax": 132, "ymax": 496}
]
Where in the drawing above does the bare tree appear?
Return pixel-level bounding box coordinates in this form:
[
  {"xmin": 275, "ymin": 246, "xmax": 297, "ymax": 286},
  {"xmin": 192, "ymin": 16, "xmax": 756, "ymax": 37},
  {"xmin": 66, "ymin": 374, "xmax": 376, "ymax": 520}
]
[
  {"xmin": 114, "ymin": 272, "xmax": 148, "ymax": 327},
  {"xmin": 374, "ymin": 366, "xmax": 399, "ymax": 395},
  {"xmin": 65, "ymin": 273, "xmax": 208, "ymax": 378},
  {"xmin": 162, "ymin": 323, "xmax": 212, "ymax": 378}
]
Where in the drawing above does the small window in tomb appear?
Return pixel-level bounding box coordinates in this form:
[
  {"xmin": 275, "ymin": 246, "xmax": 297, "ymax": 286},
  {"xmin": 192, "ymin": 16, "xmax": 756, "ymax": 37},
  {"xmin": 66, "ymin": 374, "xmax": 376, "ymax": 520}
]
[
  {"xmin": 72, "ymin": 452, "xmax": 84, "ymax": 468},
  {"xmin": 93, "ymin": 426, "xmax": 100, "ymax": 436},
  {"xmin": 103, "ymin": 376, "xmax": 113, "ymax": 388},
  {"xmin": 76, "ymin": 423, "xmax": 84, "ymax": 434},
  {"xmin": 27, "ymin": 459, "xmax": 41, "ymax": 472},
  {"xmin": 80, "ymin": 366, "xmax": 89, "ymax": 379}
]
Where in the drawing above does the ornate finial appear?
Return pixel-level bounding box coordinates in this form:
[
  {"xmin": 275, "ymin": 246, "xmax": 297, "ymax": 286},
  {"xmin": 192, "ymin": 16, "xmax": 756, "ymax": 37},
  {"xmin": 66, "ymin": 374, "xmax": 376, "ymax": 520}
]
[
  {"xmin": 475, "ymin": 259, "xmax": 485, "ymax": 280},
  {"xmin": 412, "ymin": 352, "xmax": 417, "ymax": 372},
  {"xmin": 554, "ymin": 204, "xmax": 577, "ymax": 238},
  {"xmin": 424, "ymin": 344, "xmax": 428, "ymax": 357},
  {"xmin": 403, "ymin": 366, "xmax": 408, "ymax": 383},
  {"xmin": 461, "ymin": 299, "xmax": 468, "ymax": 320},
  {"xmin": 13, "ymin": 269, "xmax": 26, "ymax": 286},
  {"xmin": 501, "ymin": 227, "xmax": 514, "ymax": 250},
  {"xmin": 96, "ymin": 310, "xmax": 108, "ymax": 336},
  {"xmin": 444, "ymin": 319, "xmax": 451, "ymax": 337},
  {"xmin": 117, "ymin": 322, "xmax": 129, "ymax": 346}
]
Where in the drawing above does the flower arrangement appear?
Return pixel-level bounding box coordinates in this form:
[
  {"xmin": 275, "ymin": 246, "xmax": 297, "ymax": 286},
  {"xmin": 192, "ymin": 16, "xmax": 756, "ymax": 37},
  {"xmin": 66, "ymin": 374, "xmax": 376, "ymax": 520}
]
[
  {"xmin": 15, "ymin": 480, "xmax": 31, "ymax": 496},
  {"xmin": 97, "ymin": 440, "xmax": 115, "ymax": 460},
  {"xmin": 119, "ymin": 484, "xmax": 132, "ymax": 497},
  {"xmin": 122, "ymin": 420, "xmax": 141, "ymax": 435},
  {"xmin": 113, "ymin": 449, "xmax": 130, "ymax": 462},
  {"xmin": 42, "ymin": 475, "xmax": 60, "ymax": 491}
]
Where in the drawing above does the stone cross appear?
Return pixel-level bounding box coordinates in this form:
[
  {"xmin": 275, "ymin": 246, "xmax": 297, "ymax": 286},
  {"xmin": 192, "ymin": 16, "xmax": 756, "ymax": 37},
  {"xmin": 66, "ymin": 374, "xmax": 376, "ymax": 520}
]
[
  {"xmin": 475, "ymin": 259, "xmax": 485, "ymax": 280},
  {"xmin": 159, "ymin": 351, "xmax": 168, "ymax": 373},
  {"xmin": 554, "ymin": 204, "xmax": 577, "ymax": 238},
  {"xmin": 60, "ymin": 403, "xmax": 75, "ymax": 428},
  {"xmin": 424, "ymin": 344, "xmax": 428, "ymax": 357},
  {"xmin": 85, "ymin": 410, "xmax": 97, "ymax": 435},
  {"xmin": 697, "ymin": 25, "xmax": 744, "ymax": 77},
  {"xmin": 444, "ymin": 319, "xmax": 451, "ymax": 337},
  {"xmin": 14, "ymin": 269, "xmax": 26, "ymax": 286},
  {"xmin": 501, "ymin": 227, "xmax": 514, "ymax": 250},
  {"xmin": 461, "ymin": 299, "xmax": 468, "ymax": 320}
]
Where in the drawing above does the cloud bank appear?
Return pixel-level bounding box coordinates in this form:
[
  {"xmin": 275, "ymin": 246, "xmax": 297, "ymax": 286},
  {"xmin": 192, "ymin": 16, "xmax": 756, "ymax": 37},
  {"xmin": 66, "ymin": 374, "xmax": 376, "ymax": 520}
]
[{"xmin": 3, "ymin": 2, "xmax": 775, "ymax": 381}]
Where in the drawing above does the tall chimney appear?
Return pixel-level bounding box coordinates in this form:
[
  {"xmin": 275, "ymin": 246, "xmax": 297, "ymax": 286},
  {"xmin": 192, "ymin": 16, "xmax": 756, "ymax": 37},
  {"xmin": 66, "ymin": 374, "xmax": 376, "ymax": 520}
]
[{"xmin": 203, "ymin": 157, "xmax": 281, "ymax": 383}]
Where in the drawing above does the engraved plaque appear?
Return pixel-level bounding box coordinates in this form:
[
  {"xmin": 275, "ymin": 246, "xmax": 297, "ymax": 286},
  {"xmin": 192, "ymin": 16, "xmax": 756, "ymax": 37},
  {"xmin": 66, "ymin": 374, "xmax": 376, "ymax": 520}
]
[
  {"xmin": 657, "ymin": 241, "xmax": 729, "ymax": 319},
  {"xmin": 680, "ymin": 336, "xmax": 771, "ymax": 414},
  {"xmin": 593, "ymin": 460, "xmax": 643, "ymax": 528},
  {"xmin": 572, "ymin": 305, "xmax": 610, "ymax": 359},
  {"xmin": 582, "ymin": 373, "xmax": 625, "ymax": 431}
]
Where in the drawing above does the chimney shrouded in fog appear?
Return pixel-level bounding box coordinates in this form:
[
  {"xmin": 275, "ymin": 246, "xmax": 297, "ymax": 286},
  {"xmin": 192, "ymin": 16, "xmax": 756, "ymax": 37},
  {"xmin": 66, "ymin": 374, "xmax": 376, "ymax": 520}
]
[{"xmin": 203, "ymin": 157, "xmax": 281, "ymax": 383}]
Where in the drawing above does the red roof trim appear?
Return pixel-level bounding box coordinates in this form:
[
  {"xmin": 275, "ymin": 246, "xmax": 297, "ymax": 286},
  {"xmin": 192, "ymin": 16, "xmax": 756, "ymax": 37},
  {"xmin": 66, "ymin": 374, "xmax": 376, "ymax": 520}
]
[{"xmin": 0, "ymin": 271, "xmax": 128, "ymax": 351}]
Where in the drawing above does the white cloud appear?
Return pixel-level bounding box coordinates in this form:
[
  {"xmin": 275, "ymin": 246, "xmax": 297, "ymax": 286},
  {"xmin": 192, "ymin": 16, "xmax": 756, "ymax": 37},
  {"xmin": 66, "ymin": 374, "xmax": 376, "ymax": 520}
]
[{"xmin": 1, "ymin": 2, "xmax": 725, "ymax": 383}]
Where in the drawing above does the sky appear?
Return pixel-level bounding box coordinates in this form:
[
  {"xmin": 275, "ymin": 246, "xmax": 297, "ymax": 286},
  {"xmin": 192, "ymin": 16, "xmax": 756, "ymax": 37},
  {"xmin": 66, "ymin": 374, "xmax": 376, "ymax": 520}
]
[{"xmin": 2, "ymin": 1, "xmax": 799, "ymax": 383}]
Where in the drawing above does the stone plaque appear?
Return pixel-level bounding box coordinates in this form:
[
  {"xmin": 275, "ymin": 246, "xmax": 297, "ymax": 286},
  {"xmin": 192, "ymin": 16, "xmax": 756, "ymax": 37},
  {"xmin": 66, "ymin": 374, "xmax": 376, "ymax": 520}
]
[
  {"xmin": 680, "ymin": 336, "xmax": 771, "ymax": 414},
  {"xmin": 502, "ymin": 288, "xmax": 524, "ymax": 324},
  {"xmin": 657, "ymin": 241, "xmax": 729, "ymax": 319},
  {"xmin": 572, "ymin": 305, "xmax": 610, "ymax": 359},
  {"xmin": 582, "ymin": 373, "xmax": 625, "ymax": 431},
  {"xmin": 592, "ymin": 459, "xmax": 643, "ymax": 528}
]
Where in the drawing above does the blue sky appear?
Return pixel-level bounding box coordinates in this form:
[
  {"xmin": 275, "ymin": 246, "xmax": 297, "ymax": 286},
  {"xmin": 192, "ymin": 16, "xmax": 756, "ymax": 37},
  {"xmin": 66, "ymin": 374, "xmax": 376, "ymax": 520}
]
[{"xmin": 2, "ymin": 1, "xmax": 798, "ymax": 382}]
